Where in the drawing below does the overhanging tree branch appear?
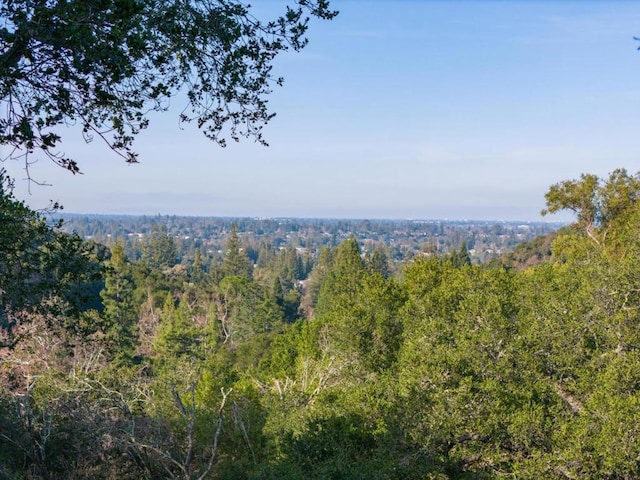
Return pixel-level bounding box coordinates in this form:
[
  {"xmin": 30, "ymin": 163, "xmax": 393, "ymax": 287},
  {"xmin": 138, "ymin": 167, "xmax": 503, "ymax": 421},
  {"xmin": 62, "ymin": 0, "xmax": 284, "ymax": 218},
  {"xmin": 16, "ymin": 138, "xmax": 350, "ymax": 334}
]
[{"xmin": 0, "ymin": 0, "xmax": 337, "ymax": 175}]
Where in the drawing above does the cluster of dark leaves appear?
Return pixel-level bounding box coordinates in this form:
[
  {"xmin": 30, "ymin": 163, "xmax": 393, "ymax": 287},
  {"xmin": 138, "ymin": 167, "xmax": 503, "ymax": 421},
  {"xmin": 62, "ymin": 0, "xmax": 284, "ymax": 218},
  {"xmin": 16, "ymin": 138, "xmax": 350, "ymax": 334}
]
[{"xmin": 0, "ymin": 0, "xmax": 337, "ymax": 173}]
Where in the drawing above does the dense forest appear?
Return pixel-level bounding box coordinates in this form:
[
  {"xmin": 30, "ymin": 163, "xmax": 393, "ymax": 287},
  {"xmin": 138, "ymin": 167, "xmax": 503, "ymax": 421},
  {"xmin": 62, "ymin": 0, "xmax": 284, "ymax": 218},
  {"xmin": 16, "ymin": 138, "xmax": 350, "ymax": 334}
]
[{"xmin": 2, "ymin": 168, "xmax": 640, "ymax": 479}]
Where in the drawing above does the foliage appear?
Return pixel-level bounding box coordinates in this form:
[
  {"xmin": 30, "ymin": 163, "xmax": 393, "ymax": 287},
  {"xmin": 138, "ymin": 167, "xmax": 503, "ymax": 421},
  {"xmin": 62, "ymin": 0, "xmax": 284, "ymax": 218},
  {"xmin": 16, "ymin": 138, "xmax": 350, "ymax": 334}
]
[
  {"xmin": 0, "ymin": 0, "xmax": 337, "ymax": 172},
  {"xmin": 141, "ymin": 225, "xmax": 179, "ymax": 270},
  {"xmin": 101, "ymin": 241, "xmax": 139, "ymax": 364},
  {"xmin": 491, "ymin": 228, "xmax": 560, "ymax": 271},
  {"xmin": 222, "ymin": 223, "xmax": 253, "ymax": 280},
  {"xmin": 0, "ymin": 169, "xmax": 105, "ymax": 345},
  {"xmin": 366, "ymin": 242, "xmax": 391, "ymax": 278},
  {"xmin": 5, "ymin": 168, "xmax": 640, "ymax": 478},
  {"xmin": 542, "ymin": 168, "xmax": 640, "ymax": 245}
]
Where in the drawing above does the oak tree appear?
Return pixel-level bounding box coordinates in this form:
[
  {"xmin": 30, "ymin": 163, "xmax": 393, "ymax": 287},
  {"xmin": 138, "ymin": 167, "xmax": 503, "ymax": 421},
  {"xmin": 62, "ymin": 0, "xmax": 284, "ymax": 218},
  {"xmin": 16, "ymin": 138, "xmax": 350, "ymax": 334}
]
[
  {"xmin": 542, "ymin": 168, "xmax": 640, "ymax": 245},
  {"xmin": 0, "ymin": 0, "xmax": 337, "ymax": 173}
]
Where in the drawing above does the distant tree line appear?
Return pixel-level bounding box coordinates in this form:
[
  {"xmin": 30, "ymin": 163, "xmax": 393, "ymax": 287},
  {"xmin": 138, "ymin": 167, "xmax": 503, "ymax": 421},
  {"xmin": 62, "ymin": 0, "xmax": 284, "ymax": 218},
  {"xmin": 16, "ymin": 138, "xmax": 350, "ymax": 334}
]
[{"xmin": 56, "ymin": 214, "xmax": 561, "ymax": 271}]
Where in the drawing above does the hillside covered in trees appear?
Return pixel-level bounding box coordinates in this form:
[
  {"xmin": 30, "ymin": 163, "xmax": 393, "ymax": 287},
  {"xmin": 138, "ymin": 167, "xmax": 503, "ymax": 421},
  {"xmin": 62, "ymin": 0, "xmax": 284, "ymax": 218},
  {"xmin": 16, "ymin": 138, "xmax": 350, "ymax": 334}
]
[{"xmin": 2, "ymin": 168, "xmax": 640, "ymax": 479}]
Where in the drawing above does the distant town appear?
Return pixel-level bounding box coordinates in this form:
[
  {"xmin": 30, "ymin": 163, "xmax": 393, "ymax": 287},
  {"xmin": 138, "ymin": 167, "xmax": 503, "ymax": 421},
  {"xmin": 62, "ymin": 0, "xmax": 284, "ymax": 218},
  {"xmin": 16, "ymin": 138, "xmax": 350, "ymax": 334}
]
[{"xmin": 56, "ymin": 214, "xmax": 564, "ymax": 266}]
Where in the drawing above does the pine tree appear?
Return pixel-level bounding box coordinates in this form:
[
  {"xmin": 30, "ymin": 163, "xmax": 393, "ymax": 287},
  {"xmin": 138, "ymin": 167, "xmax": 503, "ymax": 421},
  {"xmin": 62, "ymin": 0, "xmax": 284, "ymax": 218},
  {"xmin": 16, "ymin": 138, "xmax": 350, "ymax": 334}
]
[
  {"xmin": 188, "ymin": 248, "xmax": 207, "ymax": 284},
  {"xmin": 314, "ymin": 237, "xmax": 365, "ymax": 318},
  {"xmin": 101, "ymin": 241, "xmax": 139, "ymax": 364},
  {"xmin": 222, "ymin": 223, "xmax": 253, "ymax": 279},
  {"xmin": 367, "ymin": 243, "xmax": 391, "ymax": 279},
  {"xmin": 299, "ymin": 246, "xmax": 333, "ymax": 317},
  {"xmin": 447, "ymin": 242, "xmax": 471, "ymax": 268},
  {"xmin": 141, "ymin": 225, "xmax": 178, "ymax": 270},
  {"xmin": 255, "ymin": 238, "xmax": 275, "ymax": 269},
  {"xmin": 154, "ymin": 293, "xmax": 202, "ymax": 361}
]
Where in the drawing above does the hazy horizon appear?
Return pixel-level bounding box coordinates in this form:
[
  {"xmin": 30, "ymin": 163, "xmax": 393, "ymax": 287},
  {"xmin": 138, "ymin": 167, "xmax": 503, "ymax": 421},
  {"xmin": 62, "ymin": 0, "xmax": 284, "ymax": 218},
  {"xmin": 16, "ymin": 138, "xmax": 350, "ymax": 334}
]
[
  {"xmin": 4, "ymin": 1, "xmax": 639, "ymax": 223},
  {"xmin": 54, "ymin": 211, "xmax": 569, "ymax": 224}
]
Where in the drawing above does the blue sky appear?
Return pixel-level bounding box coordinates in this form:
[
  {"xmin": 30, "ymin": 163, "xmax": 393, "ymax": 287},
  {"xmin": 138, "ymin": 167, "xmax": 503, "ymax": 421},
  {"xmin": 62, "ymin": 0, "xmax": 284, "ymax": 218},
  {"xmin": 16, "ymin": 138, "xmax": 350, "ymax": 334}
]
[{"xmin": 6, "ymin": 0, "xmax": 640, "ymax": 220}]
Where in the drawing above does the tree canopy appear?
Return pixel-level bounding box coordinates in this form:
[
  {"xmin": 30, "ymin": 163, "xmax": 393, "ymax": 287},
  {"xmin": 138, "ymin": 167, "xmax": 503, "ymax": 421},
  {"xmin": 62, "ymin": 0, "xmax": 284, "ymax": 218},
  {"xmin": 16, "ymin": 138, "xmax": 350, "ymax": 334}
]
[
  {"xmin": 5, "ymin": 168, "xmax": 640, "ymax": 477},
  {"xmin": 0, "ymin": 0, "xmax": 336, "ymax": 173},
  {"xmin": 0, "ymin": 168, "xmax": 105, "ymax": 346},
  {"xmin": 542, "ymin": 168, "xmax": 640, "ymax": 245}
]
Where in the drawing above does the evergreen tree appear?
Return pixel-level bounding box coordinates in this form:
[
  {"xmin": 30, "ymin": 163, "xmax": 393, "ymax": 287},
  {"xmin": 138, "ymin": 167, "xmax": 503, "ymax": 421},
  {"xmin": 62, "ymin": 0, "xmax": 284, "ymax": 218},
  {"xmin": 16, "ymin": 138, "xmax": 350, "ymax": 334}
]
[
  {"xmin": 188, "ymin": 247, "xmax": 207, "ymax": 284},
  {"xmin": 299, "ymin": 245, "xmax": 333, "ymax": 318},
  {"xmin": 141, "ymin": 225, "xmax": 178, "ymax": 270},
  {"xmin": 367, "ymin": 243, "xmax": 391, "ymax": 279},
  {"xmin": 256, "ymin": 238, "xmax": 276, "ymax": 269},
  {"xmin": 222, "ymin": 223, "xmax": 253, "ymax": 279},
  {"xmin": 270, "ymin": 245, "xmax": 303, "ymax": 295},
  {"xmin": 0, "ymin": 170, "xmax": 105, "ymax": 343},
  {"xmin": 154, "ymin": 293, "xmax": 202, "ymax": 362},
  {"xmin": 214, "ymin": 276, "xmax": 283, "ymax": 348},
  {"xmin": 100, "ymin": 241, "xmax": 138, "ymax": 364},
  {"xmin": 314, "ymin": 237, "xmax": 365, "ymax": 318},
  {"xmin": 447, "ymin": 242, "xmax": 472, "ymax": 267}
]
